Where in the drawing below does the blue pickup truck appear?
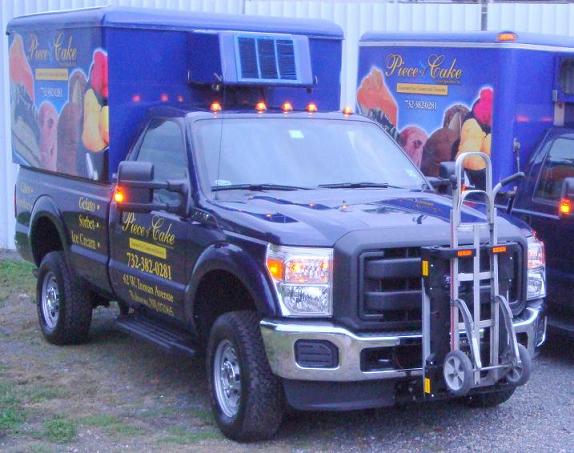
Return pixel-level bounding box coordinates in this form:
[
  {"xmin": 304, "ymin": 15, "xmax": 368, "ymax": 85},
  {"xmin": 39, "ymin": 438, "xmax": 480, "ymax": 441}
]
[
  {"xmin": 9, "ymin": 7, "xmax": 546, "ymax": 441},
  {"xmin": 358, "ymin": 30, "xmax": 574, "ymax": 336}
]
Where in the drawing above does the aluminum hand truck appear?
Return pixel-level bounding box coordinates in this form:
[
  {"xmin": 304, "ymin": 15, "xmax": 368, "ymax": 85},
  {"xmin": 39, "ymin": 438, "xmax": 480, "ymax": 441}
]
[{"xmin": 421, "ymin": 152, "xmax": 530, "ymax": 398}]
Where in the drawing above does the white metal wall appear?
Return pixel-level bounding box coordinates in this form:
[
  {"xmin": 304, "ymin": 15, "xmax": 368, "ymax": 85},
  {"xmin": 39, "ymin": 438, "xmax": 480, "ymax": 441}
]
[{"xmin": 3, "ymin": 0, "xmax": 574, "ymax": 249}]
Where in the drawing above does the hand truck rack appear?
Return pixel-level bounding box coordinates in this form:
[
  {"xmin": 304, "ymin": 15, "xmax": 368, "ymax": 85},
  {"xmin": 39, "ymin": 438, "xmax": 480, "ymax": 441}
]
[{"xmin": 421, "ymin": 152, "xmax": 530, "ymax": 397}]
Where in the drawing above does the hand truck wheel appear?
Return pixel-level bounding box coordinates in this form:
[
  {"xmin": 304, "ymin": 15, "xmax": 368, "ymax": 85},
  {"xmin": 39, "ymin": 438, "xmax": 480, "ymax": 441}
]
[
  {"xmin": 443, "ymin": 350, "xmax": 473, "ymax": 397},
  {"xmin": 505, "ymin": 344, "xmax": 531, "ymax": 387}
]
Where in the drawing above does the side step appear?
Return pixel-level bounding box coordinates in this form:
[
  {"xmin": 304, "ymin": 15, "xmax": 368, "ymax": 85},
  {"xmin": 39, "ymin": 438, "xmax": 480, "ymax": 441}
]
[{"xmin": 115, "ymin": 315, "xmax": 197, "ymax": 358}]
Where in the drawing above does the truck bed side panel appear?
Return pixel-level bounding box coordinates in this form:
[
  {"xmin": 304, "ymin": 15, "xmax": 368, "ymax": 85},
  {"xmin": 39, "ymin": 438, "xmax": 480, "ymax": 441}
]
[{"xmin": 15, "ymin": 168, "xmax": 112, "ymax": 294}]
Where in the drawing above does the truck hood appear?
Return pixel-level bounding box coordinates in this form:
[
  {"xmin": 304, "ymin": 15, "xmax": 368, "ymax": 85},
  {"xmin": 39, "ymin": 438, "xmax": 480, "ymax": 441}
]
[{"xmin": 207, "ymin": 188, "xmax": 529, "ymax": 247}]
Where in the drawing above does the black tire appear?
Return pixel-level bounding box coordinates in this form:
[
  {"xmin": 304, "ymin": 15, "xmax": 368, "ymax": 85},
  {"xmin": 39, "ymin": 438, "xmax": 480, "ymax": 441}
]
[
  {"xmin": 36, "ymin": 251, "xmax": 93, "ymax": 345},
  {"xmin": 206, "ymin": 311, "xmax": 285, "ymax": 442},
  {"xmin": 465, "ymin": 387, "xmax": 516, "ymax": 408},
  {"xmin": 443, "ymin": 350, "xmax": 473, "ymax": 397}
]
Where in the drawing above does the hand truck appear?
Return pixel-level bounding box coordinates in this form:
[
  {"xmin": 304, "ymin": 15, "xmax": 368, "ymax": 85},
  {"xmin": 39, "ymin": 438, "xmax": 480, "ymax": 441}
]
[{"xmin": 421, "ymin": 152, "xmax": 530, "ymax": 397}]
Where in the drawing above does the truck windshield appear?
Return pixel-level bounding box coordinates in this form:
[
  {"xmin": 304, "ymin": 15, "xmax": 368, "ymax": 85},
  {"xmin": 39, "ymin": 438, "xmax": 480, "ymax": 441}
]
[{"xmin": 192, "ymin": 118, "xmax": 426, "ymax": 193}]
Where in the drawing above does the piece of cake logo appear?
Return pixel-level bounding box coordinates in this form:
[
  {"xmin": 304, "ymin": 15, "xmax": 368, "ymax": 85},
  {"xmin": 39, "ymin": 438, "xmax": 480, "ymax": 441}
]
[
  {"xmin": 27, "ymin": 32, "xmax": 78, "ymax": 65},
  {"xmin": 384, "ymin": 54, "xmax": 463, "ymax": 82}
]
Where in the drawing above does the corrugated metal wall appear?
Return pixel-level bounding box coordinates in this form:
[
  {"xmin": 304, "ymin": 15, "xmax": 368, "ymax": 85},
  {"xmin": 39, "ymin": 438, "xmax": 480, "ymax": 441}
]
[{"xmin": 2, "ymin": 0, "xmax": 574, "ymax": 249}]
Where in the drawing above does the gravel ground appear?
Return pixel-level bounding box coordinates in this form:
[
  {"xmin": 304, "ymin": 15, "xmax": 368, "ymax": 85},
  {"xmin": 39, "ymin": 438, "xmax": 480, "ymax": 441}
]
[{"xmin": 0, "ymin": 259, "xmax": 573, "ymax": 451}]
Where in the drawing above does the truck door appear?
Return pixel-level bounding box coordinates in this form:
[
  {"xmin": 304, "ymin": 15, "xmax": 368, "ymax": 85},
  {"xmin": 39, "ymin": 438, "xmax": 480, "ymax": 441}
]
[
  {"xmin": 512, "ymin": 133, "xmax": 574, "ymax": 307},
  {"xmin": 109, "ymin": 119, "xmax": 191, "ymax": 321}
]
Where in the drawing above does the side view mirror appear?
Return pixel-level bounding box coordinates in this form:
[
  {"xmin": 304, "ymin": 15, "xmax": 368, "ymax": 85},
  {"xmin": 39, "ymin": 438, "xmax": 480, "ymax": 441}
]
[
  {"xmin": 559, "ymin": 177, "xmax": 574, "ymax": 217},
  {"xmin": 114, "ymin": 161, "xmax": 189, "ymax": 216},
  {"xmin": 427, "ymin": 161, "xmax": 456, "ymax": 195}
]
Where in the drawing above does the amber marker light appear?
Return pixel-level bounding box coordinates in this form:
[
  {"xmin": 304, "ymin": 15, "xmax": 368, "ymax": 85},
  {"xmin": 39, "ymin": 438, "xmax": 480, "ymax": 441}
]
[
  {"xmin": 457, "ymin": 249, "xmax": 473, "ymax": 257},
  {"xmin": 266, "ymin": 257, "xmax": 284, "ymax": 280},
  {"xmin": 210, "ymin": 101, "xmax": 222, "ymax": 113},
  {"xmin": 559, "ymin": 198, "xmax": 572, "ymax": 216},
  {"xmin": 492, "ymin": 245, "xmax": 508, "ymax": 254},
  {"xmin": 281, "ymin": 101, "xmax": 293, "ymax": 112},
  {"xmin": 342, "ymin": 106, "xmax": 353, "ymax": 116},
  {"xmin": 306, "ymin": 102, "xmax": 318, "ymax": 113},
  {"xmin": 497, "ymin": 32, "xmax": 517, "ymax": 42},
  {"xmin": 255, "ymin": 101, "xmax": 267, "ymax": 112},
  {"xmin": 113, "ymin": 188, "xmax": 125, "ymax": 203}
]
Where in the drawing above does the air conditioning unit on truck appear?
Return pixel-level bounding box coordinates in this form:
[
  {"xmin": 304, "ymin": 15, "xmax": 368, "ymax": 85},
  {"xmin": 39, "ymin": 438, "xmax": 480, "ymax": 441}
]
[
  {"xmin": 9, "ymin": 7, "xmax": 545, "ymax": 441},
  {"xmin": 357, "ymin": 30, "xmax": 573, "ymax": 337}
]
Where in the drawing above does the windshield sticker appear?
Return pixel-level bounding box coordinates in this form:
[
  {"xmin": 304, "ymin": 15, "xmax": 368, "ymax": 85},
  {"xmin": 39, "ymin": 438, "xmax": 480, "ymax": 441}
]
[{"xmin": 289, "ymin": 130, "xmax": 304, "ymax": 139}]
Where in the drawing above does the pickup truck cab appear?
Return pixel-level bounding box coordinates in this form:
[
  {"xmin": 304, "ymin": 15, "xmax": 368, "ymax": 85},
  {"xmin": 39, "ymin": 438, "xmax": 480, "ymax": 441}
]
[{"xmin": 10, "ymin": 8, "xmax": 546, "ymax": 441}]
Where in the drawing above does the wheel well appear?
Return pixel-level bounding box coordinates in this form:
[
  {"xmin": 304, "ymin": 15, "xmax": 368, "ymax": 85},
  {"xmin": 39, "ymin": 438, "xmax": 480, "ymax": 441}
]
[
  {"xmin": 193, "ymin": 270, "xmax": 256, "ymax": 345},
  {"xmin": 31, "ymin": 217, "xmax": 63, "ymax": 266}
]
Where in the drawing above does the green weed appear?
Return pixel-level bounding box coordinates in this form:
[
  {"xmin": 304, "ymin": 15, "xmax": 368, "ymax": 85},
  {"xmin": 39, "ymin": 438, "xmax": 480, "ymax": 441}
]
[{"xmin": 43, "ymin": 417, "xmax": 77, "ymax": 443}]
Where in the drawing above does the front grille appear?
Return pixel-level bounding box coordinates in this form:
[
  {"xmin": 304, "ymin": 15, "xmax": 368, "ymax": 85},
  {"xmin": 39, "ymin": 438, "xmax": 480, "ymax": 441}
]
[{"xmin": 359, "ymin": 246, "xmax": 520, "ymax": 331}]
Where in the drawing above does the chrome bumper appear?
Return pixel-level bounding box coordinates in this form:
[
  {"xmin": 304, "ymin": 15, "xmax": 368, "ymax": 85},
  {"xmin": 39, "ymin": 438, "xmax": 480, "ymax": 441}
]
[{"xmin": 260, "ymin": 306, "xmax": 546, "ymax": 382}]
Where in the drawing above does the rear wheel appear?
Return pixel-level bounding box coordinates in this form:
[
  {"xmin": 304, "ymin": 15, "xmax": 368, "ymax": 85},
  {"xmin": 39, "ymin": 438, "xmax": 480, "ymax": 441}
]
[
  {"xmin": 37, "ymin": 251, "xmax": 93, "ymax": 344},
  {"xmin": 207, "ymin": 311, "xmax": 284, "ymax": 441}
]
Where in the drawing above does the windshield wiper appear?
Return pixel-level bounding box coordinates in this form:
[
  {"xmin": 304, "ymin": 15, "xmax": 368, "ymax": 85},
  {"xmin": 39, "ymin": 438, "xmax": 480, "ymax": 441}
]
[
  {"xmin": 212, "ymin": 183, "xmax": 310, "ymax": 192},
  {"xmin": 318, "ymin": 182, "xmax": 392, "ymax": 189}
]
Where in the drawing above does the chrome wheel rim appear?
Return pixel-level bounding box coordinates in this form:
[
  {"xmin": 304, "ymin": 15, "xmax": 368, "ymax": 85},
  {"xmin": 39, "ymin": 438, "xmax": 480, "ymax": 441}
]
[
  {"xmin": 444, "ymin": 355, "xmax": 465, "ymax": 391},
  {"xmin": 41, "ymin": 271, "xmax": 60, "ymax": 329},
  {"xmin": 213, "ymin": 339, "xmax": 242, "ymax": 418}
]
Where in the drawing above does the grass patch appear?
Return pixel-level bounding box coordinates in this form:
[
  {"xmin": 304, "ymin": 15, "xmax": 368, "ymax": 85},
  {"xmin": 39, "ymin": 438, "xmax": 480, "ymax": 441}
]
[
  {"xmin": 43, "ymin": 418, "xmax": 77, "ymax": 443},
  {"xmin": 0, "ymin": 259, "xmax": 36, "ymax": 301},
  {"xmin": 158, "ymin": 426, "xmax": 221, "ymax": 445},
  {"xmin": 0, "ymin": 382, "xmax": 26, "ymax": 433},
  {"xmin": 80, "ymin": 413, "xmax": 142, "ymax": 436}
]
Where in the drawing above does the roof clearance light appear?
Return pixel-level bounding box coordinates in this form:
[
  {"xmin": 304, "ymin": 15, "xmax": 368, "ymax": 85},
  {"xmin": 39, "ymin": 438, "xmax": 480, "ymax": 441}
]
[
  {"xmin": 114, "ymin": 188, "xmax": 125, "ymax": 203},
  {"xmin": 497, "ymin": 32, "xmax": 517, "ymax": 42},
  {"xmin": 210, "ymin": 101, "xmax": 222, "ymax": 113},
  {"xmin": 255, "ymin": 101, "xmax": 267, "ymax": 112},
  {"xmin": 281, "ymin": 101, "xmax": 293, "ymax": 112},
  {"xmin": 160, "ymin": 93, "xmax": 169, "ymax": 102},
  {"xmin": 342, "ymin": 106, "xmax": 353, "ymax": 116},
  {"xmin": 306, "ymin": 103, "xmax": 318, "ymax": 113},
  {"xmin": 177, "ymin": 95, "xmax": 184, "ymax": 103},
  {"xmin": 559, "ymin": 198, "xmax": 572, "ymax": 216},
  {"xmin": 132, "ymin": 94, "xmax": 141, "ymax": 103}
]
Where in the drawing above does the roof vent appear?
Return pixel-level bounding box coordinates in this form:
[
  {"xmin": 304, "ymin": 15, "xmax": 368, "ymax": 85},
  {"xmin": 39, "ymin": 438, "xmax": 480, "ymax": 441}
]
[{"xmin": 188, "ymin": 31, "xmax": 313, "ymax": 87}]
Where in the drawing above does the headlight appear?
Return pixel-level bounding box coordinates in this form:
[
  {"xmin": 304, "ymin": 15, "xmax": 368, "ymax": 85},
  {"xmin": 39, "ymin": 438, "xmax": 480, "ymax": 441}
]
[
  {"xmin": 527, "ymin": 236, "xmax": 546, "ymax": 300},
  {"xmin": 266, "ymin": 244, "xmax": 333, "ymax": 317}
]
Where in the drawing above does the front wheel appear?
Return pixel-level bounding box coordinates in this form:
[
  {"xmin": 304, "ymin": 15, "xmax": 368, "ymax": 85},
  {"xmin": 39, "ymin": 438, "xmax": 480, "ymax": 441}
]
[{"xmin": 206, "ymin": 311, "xmax": 284, "ymax": 442}]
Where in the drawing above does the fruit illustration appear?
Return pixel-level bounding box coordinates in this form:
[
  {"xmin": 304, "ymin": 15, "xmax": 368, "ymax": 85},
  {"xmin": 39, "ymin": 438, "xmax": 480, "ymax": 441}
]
[
  {"xmin": 399, "ymin": 126, "xmax": 427, "ymax": 168},
  {"xmin": 90, "ymin": 50, "xmax": 108, "ymax": 98},
  {"xmin": 456, "ymin": 88, "xmax": 493, "ymax": 171},
  {"xmin": 357, "ymin": 68, "xmax": 398, "ymax": 136},
  {"xmin": 9, "ymin": 34, "xmax": 34, "ymax": 102},
  {"xmin": 100, "ymin": 105, "xmax": 109, "ymax": 145},
  {"xmin": 82, "ymin": 89, "xmax": 106, "ymax": 152}
]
